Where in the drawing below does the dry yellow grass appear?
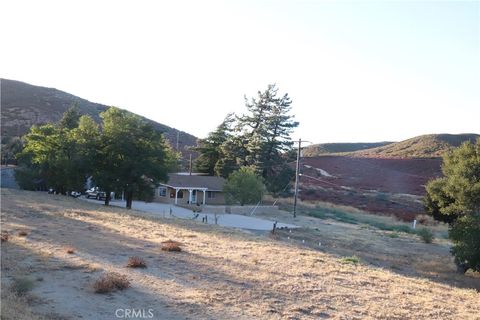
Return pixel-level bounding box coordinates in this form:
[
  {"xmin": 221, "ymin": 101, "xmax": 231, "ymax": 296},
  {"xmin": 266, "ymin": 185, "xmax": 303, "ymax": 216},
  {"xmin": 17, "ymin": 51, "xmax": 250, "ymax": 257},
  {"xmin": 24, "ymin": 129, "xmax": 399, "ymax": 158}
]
[{"xmin": 1, "ymin": 189, "xmax": 479, "ymax": 319}]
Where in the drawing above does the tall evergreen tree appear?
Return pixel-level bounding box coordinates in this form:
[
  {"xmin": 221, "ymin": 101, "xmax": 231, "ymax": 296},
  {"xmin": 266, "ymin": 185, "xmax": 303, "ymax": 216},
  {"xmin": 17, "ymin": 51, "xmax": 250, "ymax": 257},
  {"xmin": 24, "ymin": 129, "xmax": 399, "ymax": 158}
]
[
  {"xmin": 238, "ymin": 84, "xmax": 298, "ymax": 190},
  {"xmin": 194, "ymin": 113, "xmax": 234, "ymax": 175}
]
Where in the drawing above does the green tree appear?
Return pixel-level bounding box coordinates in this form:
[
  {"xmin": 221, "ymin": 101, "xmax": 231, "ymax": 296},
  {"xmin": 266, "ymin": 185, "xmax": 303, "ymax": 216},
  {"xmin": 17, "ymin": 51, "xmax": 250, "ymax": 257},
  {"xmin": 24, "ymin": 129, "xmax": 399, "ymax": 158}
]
[
  {"xmin": 194, "ymin": 113, "xmax": 234, "ymax": 175},
  {"xmin": 17, "ymin": 110, "xmax": 96, "ymax": 194},
  {"xmin": 424, "ymin": 139, "xmax": 480, "ymax": 272},
  {"xmin": 223, "ymin": 166, "xmax": 265, "ymax": 206},
  {"xmin": 1, "ymin": 136, "xmax": 23, "ymax": 165},
  {"xmin": 238, "ymin": 84, "xmax": 298, "ymax": 190},
  {"xmin": 95, "ymin": 107, "xmax": 171, "ymax": 209},
  {"xmin": 59, "ymin": 105, "xmax": 81, "ymax": 130}
]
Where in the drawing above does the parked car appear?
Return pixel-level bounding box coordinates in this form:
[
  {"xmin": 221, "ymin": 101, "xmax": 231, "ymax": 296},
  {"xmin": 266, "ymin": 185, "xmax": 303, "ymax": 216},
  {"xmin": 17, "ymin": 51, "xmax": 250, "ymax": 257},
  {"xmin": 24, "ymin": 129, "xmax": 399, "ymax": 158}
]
[
  {"xmin": 70, "ymin": 191, "xmax": 82, "ymax": 198},
  {"xmin": 86, "ymin": 187, "xmax": 107, "ymax": 200}
]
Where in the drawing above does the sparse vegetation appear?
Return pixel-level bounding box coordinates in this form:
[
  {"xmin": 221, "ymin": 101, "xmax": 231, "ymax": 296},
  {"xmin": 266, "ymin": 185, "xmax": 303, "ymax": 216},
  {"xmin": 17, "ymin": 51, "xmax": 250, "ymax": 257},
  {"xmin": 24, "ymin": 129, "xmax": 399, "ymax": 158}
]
[
  {"xmin": 2, "ymin": 189, "xmax": 479, "ymax": 319},
  {"xmin": 303, "ymin": 205, "xmax": 417, "ymax": 234},
  {"xmin": 161, "ymin": 240, "xmax": 182, "ymax": 252},
  {"xmin": 10, "ymin": 276, "xmax": 35, "ymax": 296},
  {"xmin": 65, "ymin": 247, "xmax": 75, "ymax": 254},
  {"xmin": 92, "ymin": 272, "xmax": 130, "ymax": 294},
  {"xmin": 1, "ymin": 232, "xmax": 9, "ymax": 242},
  {"xmin": 126, "ymin": 256, "xmax": 147, "ymax": 268},
  {"xmin": 17, "ymin": 230, "xmax": 28, "ymax": 237},
  {"xmin": 417, "ymin": 228, "xmax": 434, "ymax": 243},
  {"xmin": 340, "ymin": 256, "xmax": 360, "ymax": 265}
]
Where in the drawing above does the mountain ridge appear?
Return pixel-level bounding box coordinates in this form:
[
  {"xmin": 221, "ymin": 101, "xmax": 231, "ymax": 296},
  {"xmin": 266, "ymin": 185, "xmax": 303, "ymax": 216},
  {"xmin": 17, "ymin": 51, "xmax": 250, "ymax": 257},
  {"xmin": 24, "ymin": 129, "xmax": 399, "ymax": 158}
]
[
  {"xmin": 0, "ymin": 78, "xmax": 197, "ymax": 152},
  {"xmin": 304, "ymin": 133, "xmax": 479, "ymax": 158}
]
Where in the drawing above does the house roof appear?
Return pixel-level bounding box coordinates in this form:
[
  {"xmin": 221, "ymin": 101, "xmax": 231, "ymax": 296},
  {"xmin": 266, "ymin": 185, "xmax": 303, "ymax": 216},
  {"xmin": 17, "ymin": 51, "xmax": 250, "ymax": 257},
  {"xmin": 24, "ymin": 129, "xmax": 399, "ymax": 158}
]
[{"xmin": 161, "ymin": 174, "xmax": 226, "ymax": 191}]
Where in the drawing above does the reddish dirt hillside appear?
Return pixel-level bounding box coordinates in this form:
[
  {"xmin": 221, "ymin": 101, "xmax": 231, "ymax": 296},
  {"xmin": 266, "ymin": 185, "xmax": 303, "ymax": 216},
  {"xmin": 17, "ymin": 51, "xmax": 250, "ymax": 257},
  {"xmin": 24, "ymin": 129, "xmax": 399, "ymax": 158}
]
[{"xmin": 298, "ymin": 156, "xmax": 443, "ymax": 220}]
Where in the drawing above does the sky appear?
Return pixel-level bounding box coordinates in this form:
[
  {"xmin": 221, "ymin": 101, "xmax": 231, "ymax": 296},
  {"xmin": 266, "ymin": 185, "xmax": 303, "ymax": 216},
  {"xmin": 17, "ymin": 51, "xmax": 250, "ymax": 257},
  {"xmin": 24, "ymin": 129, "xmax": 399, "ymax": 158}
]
[{"xmin": 1, "ymin": 0, "xmax": 479, "ymax": 143}]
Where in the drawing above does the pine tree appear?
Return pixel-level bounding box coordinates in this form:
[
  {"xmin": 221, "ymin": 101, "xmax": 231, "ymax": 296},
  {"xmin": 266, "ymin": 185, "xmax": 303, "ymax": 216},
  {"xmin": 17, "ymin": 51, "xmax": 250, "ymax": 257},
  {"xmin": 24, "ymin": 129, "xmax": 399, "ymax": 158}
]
[{"xmin": 194, "ymin": 113, "xmax": 234, "ymax": 175}]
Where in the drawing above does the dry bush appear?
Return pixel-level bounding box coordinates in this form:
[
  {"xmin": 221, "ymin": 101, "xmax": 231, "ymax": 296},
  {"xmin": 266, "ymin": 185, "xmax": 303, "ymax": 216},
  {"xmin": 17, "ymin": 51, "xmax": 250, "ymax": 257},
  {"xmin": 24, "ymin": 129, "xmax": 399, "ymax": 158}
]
[
  {"xmin": 161, "ymin": 240, "xmax": 182, "ymax": 252},
  {"xmin": 126, "ymin": 256, "xmax": 147, "ymax": 268},
  {"xmin": 1, "ymin": 232, "xmax": 9, "ymax": 242},
  {"xmin": 65, "ymin": 247, "xmax": 75, "ymax": 254},
  {"xmin": 92, "ymin": 272, "xmax": 130, "ymax": 294},
  {"xmin": 17, "ymin": 230, "xmax": 28, "ymax": 237}
]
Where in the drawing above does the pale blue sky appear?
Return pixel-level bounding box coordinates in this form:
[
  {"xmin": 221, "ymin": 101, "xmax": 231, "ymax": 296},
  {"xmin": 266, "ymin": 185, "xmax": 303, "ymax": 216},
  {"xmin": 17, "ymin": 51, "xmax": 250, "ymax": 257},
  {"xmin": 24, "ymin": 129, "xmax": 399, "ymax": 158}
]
[{"xmin": 1, "ymin": 0, "xmax": 478, "ymax": 143}]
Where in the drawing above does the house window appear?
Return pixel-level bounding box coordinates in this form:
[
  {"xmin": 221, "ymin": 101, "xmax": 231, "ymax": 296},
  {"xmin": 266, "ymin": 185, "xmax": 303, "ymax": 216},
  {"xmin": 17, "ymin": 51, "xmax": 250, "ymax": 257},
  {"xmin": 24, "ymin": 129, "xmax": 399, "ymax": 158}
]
[
  {"xmin": 207, "ymin": 191, "xmax": 216, "ymax": 199},
  {"xmin": 170, "ymin": 190, "xmax": 183, "ymax": 198},
  {"xmin": 159, "ymin": 187, "xmax": 167, "ymax": 197}
]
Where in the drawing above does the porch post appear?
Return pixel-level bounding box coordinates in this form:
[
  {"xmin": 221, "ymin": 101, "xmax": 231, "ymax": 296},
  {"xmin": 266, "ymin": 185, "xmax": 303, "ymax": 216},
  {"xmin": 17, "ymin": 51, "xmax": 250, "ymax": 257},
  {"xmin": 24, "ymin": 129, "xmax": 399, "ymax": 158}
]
[
  {"xmin": 188, "ymin": 189, "xmax": 192, "ymax": 204},
  {"xmin": 175, "ymin": 188, "xmax": 179, "ymax": 205},
  {"xmin": 202, "ymin": 189, "xmax": 206, "ymax": 205}
]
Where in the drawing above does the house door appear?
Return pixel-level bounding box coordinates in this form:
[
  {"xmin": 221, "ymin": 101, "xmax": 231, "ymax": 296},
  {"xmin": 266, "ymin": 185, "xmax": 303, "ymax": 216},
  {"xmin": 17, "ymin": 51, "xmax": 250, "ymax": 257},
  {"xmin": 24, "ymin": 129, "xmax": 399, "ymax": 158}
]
[{"xmin": 191, "ymin": 190, "xmax": 197, "ymax": 204}]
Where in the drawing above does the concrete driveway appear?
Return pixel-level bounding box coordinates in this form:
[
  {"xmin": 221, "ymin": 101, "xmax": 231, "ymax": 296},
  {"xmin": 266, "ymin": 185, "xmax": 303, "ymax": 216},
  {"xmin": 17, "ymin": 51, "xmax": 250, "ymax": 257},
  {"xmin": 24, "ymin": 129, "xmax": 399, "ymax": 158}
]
[{"xmin": 82, "ymin": 198, "xmax": 297, "ymax": 231}]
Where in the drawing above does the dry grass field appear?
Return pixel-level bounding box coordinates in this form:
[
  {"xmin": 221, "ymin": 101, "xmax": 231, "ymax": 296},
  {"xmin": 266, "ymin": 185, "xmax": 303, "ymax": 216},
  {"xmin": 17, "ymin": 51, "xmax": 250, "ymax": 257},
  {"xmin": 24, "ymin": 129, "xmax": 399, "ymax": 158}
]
[{"xmin": 1, "ymin": 189, "xmax": 479, "ymax": 319}]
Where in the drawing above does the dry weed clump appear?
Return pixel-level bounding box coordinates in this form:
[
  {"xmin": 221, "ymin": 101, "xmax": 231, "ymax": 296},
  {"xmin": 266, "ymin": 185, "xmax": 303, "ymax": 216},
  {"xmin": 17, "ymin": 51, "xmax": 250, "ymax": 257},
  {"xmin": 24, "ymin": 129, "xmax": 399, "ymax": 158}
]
[
  {"xmin": 17, "ymin": 230, "xmax": 28, "ymax": 237},
  {"xmin": 161, "ymin": 240, "xmax": 182, "ymax": 252},
  {"xmin": 1, "ymin": 232, "xmax": 9, "ymax": 242},
  {"xmin": 65, "ymin": 247, "xmax": 75, "ymax": 254},
  {"xmin": 92, "ymin": 272, "xmax": 130, "ymax": 294},
  {"xmin": 126, "ymin": 256, "xmax": 147, "ymax": 268}
]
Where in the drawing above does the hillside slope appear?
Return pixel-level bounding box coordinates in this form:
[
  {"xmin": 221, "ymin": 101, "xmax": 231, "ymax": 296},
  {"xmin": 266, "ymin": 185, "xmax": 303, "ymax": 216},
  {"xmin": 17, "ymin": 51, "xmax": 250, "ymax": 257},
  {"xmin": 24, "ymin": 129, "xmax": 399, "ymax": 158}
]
[
  {"xmin": 303, "ymin": 142, "xmax": 393, "ymax": 157},
  {"xmin": 349, "ymin": 134, "xmax": 479, "ymax": 158},
  {"xmin": 2, "ymin": 189, "xmax": 479, "ymax": 319},
  {"xmin": 0, "ymin": 79, "xmax": 197, "ymax": 151}
]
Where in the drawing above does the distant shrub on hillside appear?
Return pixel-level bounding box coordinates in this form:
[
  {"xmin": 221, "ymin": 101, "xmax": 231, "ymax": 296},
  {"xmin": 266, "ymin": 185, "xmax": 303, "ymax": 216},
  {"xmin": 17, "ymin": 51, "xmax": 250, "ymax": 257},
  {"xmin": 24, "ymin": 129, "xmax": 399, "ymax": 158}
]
[{"xmin": 417, "ymin": 228, "xmax": 434, "ymax": 243}]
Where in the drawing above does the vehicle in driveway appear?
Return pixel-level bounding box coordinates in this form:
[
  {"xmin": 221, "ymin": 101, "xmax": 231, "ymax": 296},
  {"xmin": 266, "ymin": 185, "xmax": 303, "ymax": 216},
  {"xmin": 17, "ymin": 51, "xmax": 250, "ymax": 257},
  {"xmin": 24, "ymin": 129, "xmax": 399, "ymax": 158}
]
[
  {"xmin": 70, "ymin": 191, "xmax": 82, "ymax": 198},
  {"xmin": 85, "ymin": 188, "xmax": 107, "ymax": 200}
]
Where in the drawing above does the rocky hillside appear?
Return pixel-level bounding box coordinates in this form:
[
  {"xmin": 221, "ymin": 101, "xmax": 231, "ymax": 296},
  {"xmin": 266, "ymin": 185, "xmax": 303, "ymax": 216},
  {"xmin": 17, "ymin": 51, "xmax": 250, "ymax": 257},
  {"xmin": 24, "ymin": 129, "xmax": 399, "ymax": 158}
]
[{"xmin": 0, "ymin": 79, "xmax": 197, "ymax": 151}]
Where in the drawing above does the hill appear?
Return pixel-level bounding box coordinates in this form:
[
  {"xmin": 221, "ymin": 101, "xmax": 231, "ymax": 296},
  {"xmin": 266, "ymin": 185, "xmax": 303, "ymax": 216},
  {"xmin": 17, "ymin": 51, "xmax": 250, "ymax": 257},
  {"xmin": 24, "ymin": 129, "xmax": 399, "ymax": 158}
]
[
  {"xmin": 349, "ymin": 134, "xmax": 479, "ymax": 158},
  {"xmin": 0, "ymin": 79, "xmax": 197, "ymax": 152},
  {"xmin": 2, "ymin": 189, "xmax": 479, "ymax": 319},
  {"xmin": 303, "ymin": 142, "xmax": 393, "ymax": 157}
]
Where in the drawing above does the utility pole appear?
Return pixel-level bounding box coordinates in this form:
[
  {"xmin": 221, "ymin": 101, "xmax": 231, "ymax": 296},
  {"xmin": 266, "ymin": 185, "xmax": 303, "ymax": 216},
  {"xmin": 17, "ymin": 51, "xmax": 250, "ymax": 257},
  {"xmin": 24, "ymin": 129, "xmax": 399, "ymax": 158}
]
[
  {"xmin": 189, "ymin": 154, "xmax": 193, "ymax": 176},
  {"xmin": 176, "ymin": 131, "xmax": 180, "ymax": 151},
  {"xmin": 293, "ymin": 138, "xmax": 301, "ymax": 218}
]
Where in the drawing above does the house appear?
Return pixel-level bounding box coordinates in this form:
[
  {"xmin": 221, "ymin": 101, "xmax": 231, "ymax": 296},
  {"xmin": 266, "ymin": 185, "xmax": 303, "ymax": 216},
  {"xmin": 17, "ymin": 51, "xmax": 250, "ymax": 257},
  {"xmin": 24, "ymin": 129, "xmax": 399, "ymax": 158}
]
[{"xmin": 154, "ymin": 173, "xmax": 226, "ymax": 205}]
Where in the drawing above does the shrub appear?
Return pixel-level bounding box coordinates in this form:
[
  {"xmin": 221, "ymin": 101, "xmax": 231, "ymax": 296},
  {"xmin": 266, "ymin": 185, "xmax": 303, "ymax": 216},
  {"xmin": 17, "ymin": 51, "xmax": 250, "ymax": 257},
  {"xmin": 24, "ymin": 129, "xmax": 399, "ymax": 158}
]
[
  {"xmin": 224, "ymin": 167, "xmax": 265, "ymax": 205},
  {"xmin": 1, "ymin": 233, "xmax": 9, "ymax": 242},
  {"xmin": 126, "ymin": 256, "xmax": 147, "ymax": 268},
  {"xmin": 17, "ymin": 230, "xmax": 28, "ymax": 237},
  {"xmin": 424, "ymin": 139, "xmax": 480, "ymax": 271},
  {"xmin": 449, "ymin": 215, "xmax": 480, "ymax": 273},
  {"xmin": 417, "ymin": 228, "xmax": 434, "ymax": 243},
  {"xmin": 10, "ymin": 276, "xmax": 35, "ymax": 296},
  {"xmin": 340, "ymin": 255, "xmax": 360, "ymax": 265},
  {"xmin": 161, "ymin": 240, "xmax": 182, "ymax": 252},
  {"xmin": 93, "ymin": 272, "xmax": 130, "ymax": 294}
]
